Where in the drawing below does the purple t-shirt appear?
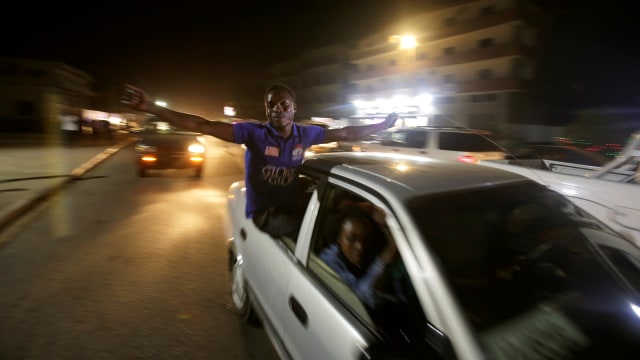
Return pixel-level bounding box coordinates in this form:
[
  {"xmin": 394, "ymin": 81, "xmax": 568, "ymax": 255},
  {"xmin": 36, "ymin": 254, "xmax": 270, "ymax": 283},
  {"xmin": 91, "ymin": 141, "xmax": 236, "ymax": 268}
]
[{"xmin": 233, "ymin": 121, "xmax": 325, "ymax": 218}]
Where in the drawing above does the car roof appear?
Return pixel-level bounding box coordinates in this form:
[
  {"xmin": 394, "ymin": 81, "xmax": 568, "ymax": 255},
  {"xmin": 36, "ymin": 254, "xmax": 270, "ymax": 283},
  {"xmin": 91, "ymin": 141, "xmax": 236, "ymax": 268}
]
[
  {"xmin": 303, "ymin": 152, "xmax": 530, "ymax": 197},
  {"xmin": 391, "ymin": 126, "xmax": 490, "ymax": 133}
]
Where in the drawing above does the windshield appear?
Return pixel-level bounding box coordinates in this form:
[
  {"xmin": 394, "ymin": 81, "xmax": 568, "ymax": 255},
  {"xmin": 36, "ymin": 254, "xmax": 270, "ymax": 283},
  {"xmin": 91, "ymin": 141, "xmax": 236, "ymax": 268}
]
[{"xmin": 408, "ymin": 182, "xmax": 640, "ymax": 358}]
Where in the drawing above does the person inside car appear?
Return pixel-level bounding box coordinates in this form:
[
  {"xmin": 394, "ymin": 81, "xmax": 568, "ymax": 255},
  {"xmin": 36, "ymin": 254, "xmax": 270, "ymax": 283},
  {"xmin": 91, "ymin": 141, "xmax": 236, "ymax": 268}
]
[
  {"xmin": 319, "ymin": 205, "xmax": 426, "ymax": 338},
  {"xmin": 121, "ymin": 83, "xmax": 397, "ymax": 238},
  {"xmin": 319, "ymin": 206, "xmax": 399, "ymax": 309}
]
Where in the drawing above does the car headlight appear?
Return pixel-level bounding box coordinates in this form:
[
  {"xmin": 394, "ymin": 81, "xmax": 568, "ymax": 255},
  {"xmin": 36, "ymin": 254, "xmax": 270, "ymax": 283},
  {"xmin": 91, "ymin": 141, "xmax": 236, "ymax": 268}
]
[{"xmin": 188, "ymin": 144, "xmax": 206, "ymax": 153}]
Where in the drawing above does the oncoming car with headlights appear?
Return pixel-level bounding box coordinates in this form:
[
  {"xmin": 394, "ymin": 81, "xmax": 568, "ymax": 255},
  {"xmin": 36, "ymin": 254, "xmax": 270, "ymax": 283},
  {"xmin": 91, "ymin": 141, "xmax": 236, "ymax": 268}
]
[
  {"xmin": 134, "ymin": 118, "xmax": 207, "ymax": 177},
  {"xmin": 225, "ymin": 151, "xmax": 640, "ymax": 360}
]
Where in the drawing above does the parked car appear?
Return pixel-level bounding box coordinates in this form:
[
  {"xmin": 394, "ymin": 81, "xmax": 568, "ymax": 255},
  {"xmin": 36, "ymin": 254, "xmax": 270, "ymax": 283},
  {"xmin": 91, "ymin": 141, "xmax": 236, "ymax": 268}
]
[
  {"xmin": 347, "ymin": 126, "xmax": 506, "ymax": 163},
  {"xmin": 134, "ymin": 118, "xmax": 206, "ymax": 177},
  {"xmin": 225, "ymin": 152, "xmax": 640, "ymax": 360},
  {"xmin": 510, "ymin": 144, "xmax": 611, "ymax": 167}
]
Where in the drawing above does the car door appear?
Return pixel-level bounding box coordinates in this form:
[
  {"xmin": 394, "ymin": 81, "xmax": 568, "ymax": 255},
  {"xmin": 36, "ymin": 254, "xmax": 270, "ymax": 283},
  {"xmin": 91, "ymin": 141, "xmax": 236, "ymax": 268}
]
[
  {"xmin": 235, "ymin": 210, "xmax": 297, "ymax": 343},
  {"xmin": 278, "ymin": 177, "xmax": 381, "ymax": 359}
]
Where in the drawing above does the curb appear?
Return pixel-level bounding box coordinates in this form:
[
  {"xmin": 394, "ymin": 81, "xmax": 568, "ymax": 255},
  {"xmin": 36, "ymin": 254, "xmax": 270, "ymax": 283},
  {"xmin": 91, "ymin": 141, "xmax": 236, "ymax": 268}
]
[{"xmin": 0, "ymin": 137, "xmax": 136, "ymax": 233}]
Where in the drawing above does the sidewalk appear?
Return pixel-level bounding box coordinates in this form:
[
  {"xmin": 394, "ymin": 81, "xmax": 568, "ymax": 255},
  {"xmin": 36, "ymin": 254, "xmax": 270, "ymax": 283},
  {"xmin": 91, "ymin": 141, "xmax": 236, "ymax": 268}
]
[{"xmin": 0, "ymin": 132, "xmax": 136, "ymax": 232}]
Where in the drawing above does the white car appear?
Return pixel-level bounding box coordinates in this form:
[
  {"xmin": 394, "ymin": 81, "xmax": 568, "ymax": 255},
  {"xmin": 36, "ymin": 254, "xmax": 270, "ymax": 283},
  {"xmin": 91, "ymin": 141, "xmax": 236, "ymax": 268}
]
[
  {"xmin": 225, "ymin": 152, "xmax": 640, "ymax": 360},
  {"xmin": 345, "ymin": 126, "xmax": 505, "ymax": 164},
  {"xmin": 479, "ymin": 131, "xmax": 640, "ymax": 247}
]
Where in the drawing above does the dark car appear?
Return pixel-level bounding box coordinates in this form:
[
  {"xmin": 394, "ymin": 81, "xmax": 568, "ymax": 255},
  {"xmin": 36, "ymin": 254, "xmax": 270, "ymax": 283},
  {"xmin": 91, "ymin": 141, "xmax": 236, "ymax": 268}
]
[{"xmin": 134, "ymin": 119, "xmax": 206, "ymax": 178}]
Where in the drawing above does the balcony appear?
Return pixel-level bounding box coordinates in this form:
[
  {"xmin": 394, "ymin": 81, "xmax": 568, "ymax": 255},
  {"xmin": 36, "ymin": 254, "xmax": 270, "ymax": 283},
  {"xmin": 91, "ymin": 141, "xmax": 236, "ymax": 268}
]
[
  {"xmin": 457, "ymin": 77, "xmax": 534, "ymax": 93},
  {"xmin": 349, "ymin": 42, "xmax": 535, "ymax": 82},
  {"xmin": 421, "ymin": 6, "xmax": 543, "ymax": 43},
  {"xmin": 347, "ymin": 76, "xmax": 534, "ymax": 99},
  {"xmin": 349, "ymin": 43, "xmax": 398, "ymax": 62}
]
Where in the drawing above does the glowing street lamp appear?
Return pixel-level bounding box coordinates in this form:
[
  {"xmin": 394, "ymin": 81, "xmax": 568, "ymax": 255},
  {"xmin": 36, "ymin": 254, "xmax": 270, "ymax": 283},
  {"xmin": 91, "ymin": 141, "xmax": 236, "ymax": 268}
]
[
  {"xmin": 389, "ymin": 34, "xmax": 418, "ymax": 62},
  {"xmin": 399, "ymin": 35, "xmax": 417, "ymax": 49}
]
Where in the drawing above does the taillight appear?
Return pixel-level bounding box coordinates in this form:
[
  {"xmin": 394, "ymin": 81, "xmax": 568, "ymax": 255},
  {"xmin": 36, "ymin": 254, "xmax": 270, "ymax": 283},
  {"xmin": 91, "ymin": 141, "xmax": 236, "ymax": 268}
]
[
  {"xmin": 141, "ymin": 155, "xmax": 157, "ymax": 162},
  {"xmin": 457, "ymin": 155, "xmax": 477, "ymax": 164}
]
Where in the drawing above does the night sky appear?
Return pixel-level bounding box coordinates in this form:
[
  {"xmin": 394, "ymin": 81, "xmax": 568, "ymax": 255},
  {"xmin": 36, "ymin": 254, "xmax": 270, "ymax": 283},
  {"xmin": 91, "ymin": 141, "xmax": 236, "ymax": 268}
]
[{"xmin": 1, "ymin": 0, "xmax": 637, "ymax": 119}]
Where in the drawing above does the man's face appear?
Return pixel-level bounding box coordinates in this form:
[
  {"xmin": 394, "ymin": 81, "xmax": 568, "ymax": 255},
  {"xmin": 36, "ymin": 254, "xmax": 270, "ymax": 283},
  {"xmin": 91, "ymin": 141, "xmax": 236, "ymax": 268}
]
[
  {"xmin": 265, "ymin": 89, "xmax": 296, "ymax": 130},
  {"xmin": 338, "ymin": 218, "xmax": 371, "ymax": 267}
]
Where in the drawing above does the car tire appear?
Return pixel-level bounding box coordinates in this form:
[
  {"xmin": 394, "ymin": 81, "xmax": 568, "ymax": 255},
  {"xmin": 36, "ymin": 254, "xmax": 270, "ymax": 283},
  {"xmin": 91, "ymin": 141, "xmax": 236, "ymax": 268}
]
[{"xmin": 229, "ymin": 250, "xmax": 260, "ymax": 325}]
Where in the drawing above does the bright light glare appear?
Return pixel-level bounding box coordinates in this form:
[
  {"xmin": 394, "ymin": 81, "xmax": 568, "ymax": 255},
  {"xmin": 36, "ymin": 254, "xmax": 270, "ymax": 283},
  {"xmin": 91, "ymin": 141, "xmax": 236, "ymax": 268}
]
[
  {"xmin": 188, "ymin": 144, "xmax": 206, "ymax": 153},
  {"xmin": 224, "ymin": 106, "xmax": 237, "ymax": 116},
  {"xmin": 632, "ymin": 303, "xmax": 640, "ymax": 318},
  {"xmin": 352, "ymin": 93, "xmax": 433, "ymax": 116},
  {"xmin": 395, "ymin": 163, "xmax": 410, "ymax": 172},
  {"xmin": 400, "ymin": 35, "xmax": 417, "ymax": 49},
  {"xmin": 108, "ymin": 115, "xmax": 123, "ymax": 126},
  {"xmin": 560, "ymin": 187, "xmax": 578, "ymax": 196},
  {"xmin": 155, "ymin": 100, "xmax": 168, "ymax": 107}
]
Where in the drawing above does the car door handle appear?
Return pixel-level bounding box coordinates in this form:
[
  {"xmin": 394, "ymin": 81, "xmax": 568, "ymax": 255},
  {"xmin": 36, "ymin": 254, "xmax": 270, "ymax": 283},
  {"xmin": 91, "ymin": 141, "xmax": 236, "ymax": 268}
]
[{"xmin": 289, "ymin": 296, "xmax": 308, "ymax": 327}]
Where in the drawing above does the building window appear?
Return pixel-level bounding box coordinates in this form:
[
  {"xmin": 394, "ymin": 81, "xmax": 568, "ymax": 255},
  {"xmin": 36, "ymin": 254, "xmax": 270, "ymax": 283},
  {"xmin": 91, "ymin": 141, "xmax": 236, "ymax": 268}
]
[
  {"xmin": 480, "ymin": 5, "xmax": 496, "ymax": 16},
  {"xmin": 478, "ymin": 69, "xmax": 493, "ymax": 80},
  {"xmin": 478, "ymin": 38, "xmax": 494, "ymax": 48},
  {"xmin": 443, "ymin": 47, "xmax": 456, "ymax": 56},
  {"xmin": 433, "ymin": 96, "xmax": 456, "ymax": 104},
  {"xmin": 468, "ymin": 113, "xmax": 497, "ymax": 129},
  {"xmin": 470, "ymin": 94, "xmax": 498, "ymax": 102},
  {"xmin": 443, "ymin": 74, "xmax": 456, "ymax": 84}
]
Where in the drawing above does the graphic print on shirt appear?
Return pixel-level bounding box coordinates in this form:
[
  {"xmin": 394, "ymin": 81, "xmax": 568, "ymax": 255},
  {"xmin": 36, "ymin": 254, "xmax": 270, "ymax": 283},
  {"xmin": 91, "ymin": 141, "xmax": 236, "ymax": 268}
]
[
  {"xmin": 292, "ymin": 144, "xmax": 304, "ymax": 161},
  {"xmin": 264, "ymin": 146, "xmax": 280, "ymax": 157},
  {"xmin": 260, "ymin": 164, "xmax": 295, "ymax": 186}
]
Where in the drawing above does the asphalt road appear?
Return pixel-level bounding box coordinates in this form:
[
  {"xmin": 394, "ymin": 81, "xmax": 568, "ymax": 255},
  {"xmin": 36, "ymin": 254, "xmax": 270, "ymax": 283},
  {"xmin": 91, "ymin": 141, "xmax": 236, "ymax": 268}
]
[{"xmin": 0, "ymin": 137, "xmax": 279, "ymax": 359}]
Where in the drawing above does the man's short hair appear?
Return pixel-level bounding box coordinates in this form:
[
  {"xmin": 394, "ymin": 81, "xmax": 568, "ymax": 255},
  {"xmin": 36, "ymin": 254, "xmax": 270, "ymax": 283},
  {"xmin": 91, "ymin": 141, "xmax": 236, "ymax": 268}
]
[{"xmin": 264, "ymin": 83, "xmax": 296, "ymax": 103}]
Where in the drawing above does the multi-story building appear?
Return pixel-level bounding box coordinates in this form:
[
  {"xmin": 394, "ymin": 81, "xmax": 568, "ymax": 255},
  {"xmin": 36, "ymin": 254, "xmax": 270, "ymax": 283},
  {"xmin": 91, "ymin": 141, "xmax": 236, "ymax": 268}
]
[
  {"xmin": 270, "ymin": 0, "xmax": 551, "ymax": 139},
  {"xmin": 267, "ymin": 44, "xmax": 355, "ymax": 122},
  {"xmin": 0, "ymin": 57, "xmax": 95, "ymax": 133}
]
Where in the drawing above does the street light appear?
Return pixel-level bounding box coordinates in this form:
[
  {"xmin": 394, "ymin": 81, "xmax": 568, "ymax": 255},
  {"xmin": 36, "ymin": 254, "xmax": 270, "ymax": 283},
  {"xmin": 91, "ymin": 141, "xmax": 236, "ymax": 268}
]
[
  {"xmin": 399, "ymin": 35, "xmax": 417, "ymax": 49},
  {"xmin": 389, "ymin": 34, "xmax": 418, "ymax": 62}
]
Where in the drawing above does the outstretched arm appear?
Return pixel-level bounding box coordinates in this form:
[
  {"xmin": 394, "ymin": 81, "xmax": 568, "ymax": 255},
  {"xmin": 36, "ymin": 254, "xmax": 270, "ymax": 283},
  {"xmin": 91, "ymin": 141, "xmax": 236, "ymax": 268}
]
[
  {"xmin": 323, "ymin": 112, "xmax": 397, "ymax": 143},
  {"xmin": 121, "ymin": 84, "xmax": 235, "ymax": 142}
]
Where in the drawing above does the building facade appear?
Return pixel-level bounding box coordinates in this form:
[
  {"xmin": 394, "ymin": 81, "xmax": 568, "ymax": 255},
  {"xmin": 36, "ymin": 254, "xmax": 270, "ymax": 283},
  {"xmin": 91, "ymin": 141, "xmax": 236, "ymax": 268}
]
[
  {"xmin": 0, "ymin": 57, "xmax": 96, "ymax": 133},
  {"xmin": 269, "ymin": 0, "xmax": 550, "ymax": 139},
  {"xmin": 268, "ymin": 44, "xmax": 355, "ymax": 122}
]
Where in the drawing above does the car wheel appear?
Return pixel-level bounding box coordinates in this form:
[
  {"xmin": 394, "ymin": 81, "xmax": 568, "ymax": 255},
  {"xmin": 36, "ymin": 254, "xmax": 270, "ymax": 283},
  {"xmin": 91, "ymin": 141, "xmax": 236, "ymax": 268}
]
[{"xmin": 229, "ymin": 250, "xmax": 260, "ymax": 325}]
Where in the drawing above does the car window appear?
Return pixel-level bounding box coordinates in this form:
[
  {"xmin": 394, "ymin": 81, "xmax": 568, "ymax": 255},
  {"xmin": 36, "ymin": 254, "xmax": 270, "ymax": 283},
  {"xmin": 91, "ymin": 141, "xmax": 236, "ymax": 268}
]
[
  {"xmin": 408, "ymin": 181, "xmax": 640, "ymax": 357},
  {"xmin": 383, "ymin": 130, "xmax": 427, "ymax": 148},
  {"xmin": 308, "ymin": 184, "xmax": 426, "ymax": 340},
  {"xmin": 438, "ymin": 132, "xmax": 502, "ymax": 152}
]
